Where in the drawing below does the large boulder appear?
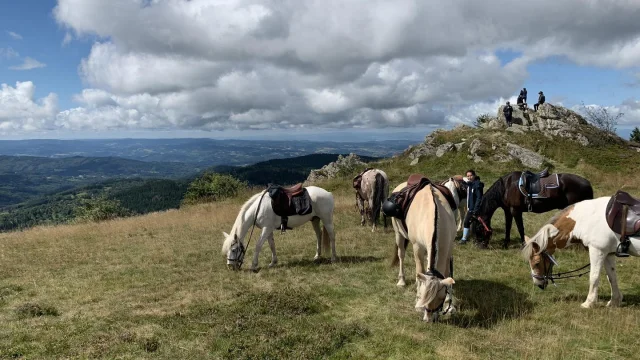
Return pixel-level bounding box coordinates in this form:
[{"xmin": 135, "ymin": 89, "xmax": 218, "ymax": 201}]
[
  {"xmin": 306, "ymin": 153, "xmax": 367, "ymax": 183},
  {"xmin": 506, "ymin": 143, "xmax": 546, "ymax": 168}
]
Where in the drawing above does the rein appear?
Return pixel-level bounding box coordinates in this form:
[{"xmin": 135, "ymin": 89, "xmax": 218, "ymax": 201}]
[
  {"xmin": 476, "ymin": 216, "xmax": 492, "ymax": 235},
  {"xmin": 531, "ymin": 251, "xmax": 590, "ymax": 286},
  {"xmin": 232, "ymin": 189, "xmax": 267, "ymax": 269}
]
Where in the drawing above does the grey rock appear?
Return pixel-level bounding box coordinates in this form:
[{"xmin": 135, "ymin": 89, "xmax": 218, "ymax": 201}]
[{"xmin": 506, "ymin": 143, "xmax": 546, "ymax": 168}]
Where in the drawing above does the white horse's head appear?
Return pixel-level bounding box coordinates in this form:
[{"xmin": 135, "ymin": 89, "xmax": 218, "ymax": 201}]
[
  {"xmin": 223, "ymin": 231, "xmax": 245, "ymax": 271},
  {"xmin": 415, "ymin": 272, "xmax": 455, "ymax": 323}
]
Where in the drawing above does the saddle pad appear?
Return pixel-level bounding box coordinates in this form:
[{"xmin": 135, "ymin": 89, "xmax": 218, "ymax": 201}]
[{"xmin": 518, "ymin": 173, "xmax": 559, "ymax": 198}]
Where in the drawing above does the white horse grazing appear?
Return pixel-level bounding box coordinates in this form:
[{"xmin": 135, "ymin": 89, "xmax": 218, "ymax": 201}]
[
  {"xmin": 522, "ymin": 197, "xmax": 640, "ymax": 308},
  {"xmin": 390, "ymin": 180, "xmax": 457, "ymax": 322},
  {"xmin": 439, "ymin": 175, "xmax": 468, "ymax": 232},
  {"xmin": 222, "ymin": 186, "xmax": 337, "ymax": 271},
  {"xmin": 355, "ymin": 168, "xmax": 390, "ymax": 232}
]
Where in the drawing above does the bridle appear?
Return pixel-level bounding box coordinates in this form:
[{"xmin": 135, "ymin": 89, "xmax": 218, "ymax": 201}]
[
  {"xmin": 421, "ymin": 260, "xmax": 455, "ymax": 317},
  {"xmin": 475, "ymin": 216, "xmax": 493, "ymax": 238},
  {"xmin": 227, "ymin": 189, "xmax": 267, "ymax": 269},
  {"xmin": 530, "ymin": 250, "xmax": 590, "ymax": 286}
]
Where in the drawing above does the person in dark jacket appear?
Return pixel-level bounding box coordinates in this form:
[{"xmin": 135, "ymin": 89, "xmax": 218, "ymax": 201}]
[
  {"xmin": 460, "ymin": 169, "xmax": 484, "ymax": 244},
  {"xmin": 503, "ymin": 101, "xmax": 513, "ymax": 127},
  {"xmin": 516, "ymin": 94, "xmax": 525, "ymax": 110},
  {"xmin": 534, "ymin": 91, "xmax": 545, "ymax": 111},
  {"xmin": 520, "ymin": 88, "xmax": 527, "ymax": 104}
]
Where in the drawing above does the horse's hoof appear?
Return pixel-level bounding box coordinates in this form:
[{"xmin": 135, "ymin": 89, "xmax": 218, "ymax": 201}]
[
  {"xmin": 268, "ymin": 262, "xmax": 278, "ymax": 268},
  {"xmin": 607, "ymin": 299, "xmax": 622, "ymax": 307},
  {"xmin": 397, "ymin": 279, "xmax": 406, "ymax": 287},
  {"xmin": 581, "ymin": 301, "xmax": 595, "ymax": 309},
  {"xmin": 330, "ymin": 257, "xmax": 337, "ymax": 263}
]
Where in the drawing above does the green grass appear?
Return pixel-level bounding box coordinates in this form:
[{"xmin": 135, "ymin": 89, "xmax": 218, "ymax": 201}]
[{"xmin": 1, "ymin": 129, "xmax": 640, "ymax": 359}]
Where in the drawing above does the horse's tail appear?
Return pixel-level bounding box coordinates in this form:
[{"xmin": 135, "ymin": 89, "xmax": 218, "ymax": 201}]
[
  {"xmin": 372, "ymin": 172, "xmax": 385, "ymax": 225},
  {"xmin": 321, "ymin": 225, "xmax": 331, "ymax": 254},
  {"xmin": 390, "ymin": 238, "xmax": 409, "ymax": 267}
]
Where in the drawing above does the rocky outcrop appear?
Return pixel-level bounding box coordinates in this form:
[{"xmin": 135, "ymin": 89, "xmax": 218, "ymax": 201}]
[
  {"xmin": 483, "ymin": 103, "xmax": 591, "ymax": 146},
  {"xmin": 407, "ymin": 131, "xmax": 458, "ymax": 165},
  {"xmin": 505, "ymin": 143, "xmax": 546, "ymax": 168},
  {"xmin": 306, "ymin": 153, "xmax": 367, "ymax": 183}
]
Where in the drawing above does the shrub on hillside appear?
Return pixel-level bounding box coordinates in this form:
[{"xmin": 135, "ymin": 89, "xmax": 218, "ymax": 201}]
[
  {"xmin": 74, "ymin": 196, "xmax": 132, "ymax": 223},
  {"xmin": 630, "ymin": 127, "xmax": 640, "ymax": 143},
  {"xmin": 473, "ymin": 113, "xmax": 493, "ymax": 128},
  {"xmin": 183, "ymin": 173, "xmax": 246, "ymax": 205},
  {"xmin": 580, "ymin": 102, "xmax": 623, "ymax": 135}
]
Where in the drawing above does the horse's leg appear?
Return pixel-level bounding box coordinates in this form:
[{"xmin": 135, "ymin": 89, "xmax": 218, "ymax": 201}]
[
  {"xmin": 502, "ymin": 210, "xmax": 513, "ymax": 249},
  {"xmin": 324, "ymin": 221, "xmax": 337, "ymax": 262},
  {"xmin": 311, "ymin": 217, "xmax": 323, "ymax": 261},
  {"xmin": 513, "ymin": 211, "xmax": 526, "ymax": 246},
  {"xmin": 267, "ymin": 233, "xmax": 278, "ymax": 268},
  {"xmin": 250, "ymin": 228, "xmax": 273, "ymax": 272},
  {"xmin": 396, "ymin": 232, "xmax": 408, "ymax": 287},
  {"xmin": 604, "ymin": 253, "xmax": 623, "ymax": 307},
  {"xmin": 457, "ymin": 205, "xmax": 466, "ymax": 232},
  {"xmin": 581, "ymin": 247, "xmax": 606, "ymax": 308},
  {"xmin": 413, "ymin": 242, "xmax": 426, "ymax": 279},
  {"xmin": 358, "ymin": 196, "xmax": 366, "ymax": 226}
]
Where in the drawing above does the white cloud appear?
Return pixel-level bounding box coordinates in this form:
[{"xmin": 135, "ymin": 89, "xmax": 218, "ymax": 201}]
[
  {"xmin": 0, "ymin": 47, "xmax": 19, "ymax": 59},
  {"xmin": 62, "ymin": 32, "xmax": 73, "ymax": 46},
  {"xmin": 7, "ymin": 31, "xmax": 23, "ymax": 40},
  {"xmin": 9, "ymin": 57, "xmax": 47, "ymax": 71},
  {"xmin": 0, "ymin": 82, "xmax": 58, "ymax": 133},
  {"xmin": 8, "ymin": 0, "xmax": 640, "ymax": 133}
]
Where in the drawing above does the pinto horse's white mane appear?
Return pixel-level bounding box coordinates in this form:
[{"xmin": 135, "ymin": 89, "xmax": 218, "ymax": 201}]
[
  {"xmin": 521, "ymin": 224, "xmax": 555, "ymax": 260},
  {"xmin": 221, "ymin": 191, "xmax": 264, "ymax": 254}
]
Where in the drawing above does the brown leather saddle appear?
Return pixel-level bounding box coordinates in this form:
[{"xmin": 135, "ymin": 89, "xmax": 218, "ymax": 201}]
[
  {"xmin": 353, "ymin": 168, "xmax": 374, "ymax": 190},
  {"xmin": 267, "ymin": 183, "xmax": 312, "ymax": 232},
  {"xmin": 382, "ymin": 174, "xmax": 457, "ymax": 231},
  {"xmin": 606, "ymin": 190, "xmax": 640, "ymax": 235},
  {"xmin": 606, "ymin": 190, "xmax": 640, "ymax": 257}
]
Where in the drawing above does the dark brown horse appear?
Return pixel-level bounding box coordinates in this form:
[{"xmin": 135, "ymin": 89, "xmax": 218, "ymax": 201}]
[{"xmin": 473, "ymin": 171, "xmax": 593, "ymax": 249}]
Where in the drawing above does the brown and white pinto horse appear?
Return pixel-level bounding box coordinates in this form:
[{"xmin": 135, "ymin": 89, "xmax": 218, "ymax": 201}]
[
  {"xmin": 390, "ymin": 181, "xmax": 457, "ymax": 322},
  {"xmin": 522, "ymin": 197, "xmax": 640, "ymax": 308}
]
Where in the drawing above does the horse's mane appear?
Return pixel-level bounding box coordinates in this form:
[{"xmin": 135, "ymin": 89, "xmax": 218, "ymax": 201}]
[
  {"xmin": 221, "ymin": 191, "xmax": 264, "ymax": 254},
  {"xmin": 478, "ymin": 176, "xmax": 505, "ymax": 216}
]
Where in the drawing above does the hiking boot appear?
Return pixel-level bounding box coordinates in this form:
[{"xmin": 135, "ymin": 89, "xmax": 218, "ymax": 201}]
[{"xmin": 459, "ymin": 239, "xmax": 468, "ymax": 245}]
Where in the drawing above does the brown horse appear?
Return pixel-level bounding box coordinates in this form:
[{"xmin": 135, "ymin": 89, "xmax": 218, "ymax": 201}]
[{"xmin": 474, "ymin": 171, "xmax": 593, "ymax": 249}]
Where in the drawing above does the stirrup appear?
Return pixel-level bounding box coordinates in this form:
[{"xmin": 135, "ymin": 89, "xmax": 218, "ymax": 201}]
[{"xmin": 615, "ymin": 240, "xmax": 631, "ymax": 258}]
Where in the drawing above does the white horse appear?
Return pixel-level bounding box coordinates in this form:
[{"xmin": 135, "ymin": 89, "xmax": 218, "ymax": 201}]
[
  {"xmin": 439, "ymin": 175, "xmax": 468, "ymax": 232},
  {"xmin": 522, "ymin": 196, "xmax": 640, "ymax": 308},
  {"xmin": 390, "ymin": 180, "xmax": 457, "ymax": 322},
  {"xmin": 222, "ymin": 186, "xmax": 337, "ymax": 271},
  {"xmin": 355, "ymin": 168, "xmax": 390, "ymax": 232}
]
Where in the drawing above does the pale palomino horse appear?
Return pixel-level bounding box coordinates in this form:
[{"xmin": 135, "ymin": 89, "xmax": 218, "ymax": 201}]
[
  {"xmin": 439, "ymin": 175, "xmax": 468, "ymax": 232},
  {"xmin": 522, "ymin": 197, "xmax": 640, "ymax": 308},
  {"xmin": 390, "ymin": 182, "xmax": 457, "ymax": 322},
  {"xmin": 355, "ymin": 169, "xmax": 390, "ymax": 232},
  {"xmin": 222, "ymin": 186, "xmax": 337, "ymax": 271}
]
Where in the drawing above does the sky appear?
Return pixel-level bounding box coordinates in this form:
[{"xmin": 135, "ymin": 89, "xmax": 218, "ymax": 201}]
[{"xmin": 1, "ymin": 0, "xmax": 640, "ymax": 141}]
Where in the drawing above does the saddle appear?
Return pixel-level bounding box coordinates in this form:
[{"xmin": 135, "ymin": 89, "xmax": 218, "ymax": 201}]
[
  {"xmin": 382, "ymin": 174, "xmax": 457, "ymax": 231},
  {"xmin": 353, "ymin": 168, "xmax": 374, "ymax": 190},
  {"xmin": 518, "ymin": 168, "xmax": 557, "ymax": 212},
  {"xmin": 606, "ymin": 190, "xmax": 640, "ymax": 235},
  {"xmin": 267, "ymin": 183, "xmax": 313, "ymax": 233}
]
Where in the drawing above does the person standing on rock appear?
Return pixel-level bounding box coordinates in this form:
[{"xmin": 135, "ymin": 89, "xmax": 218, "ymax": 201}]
[
  {"xmin": 534, "ymin": 91, "xmax": 545, "ymax": 111},
  {"xmin": 503, "ymin": 101, "xmax": 513, "ymax": 127},
  {"xmin": 520, "ymin": 88, "xmax": 527, "ymax": 104},
  {"xmin": 460, "ymin": 169, "xmax": 484, "ymax": 245}
]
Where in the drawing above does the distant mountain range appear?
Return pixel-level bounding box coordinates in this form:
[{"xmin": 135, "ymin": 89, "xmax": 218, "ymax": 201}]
[
  {"xmin": 0, "ymin": 138, "xmax": 412, "ymax": 166},
  {"xmin": 0, "ymin": 153, "xmax": 377, "ymax": 232}
]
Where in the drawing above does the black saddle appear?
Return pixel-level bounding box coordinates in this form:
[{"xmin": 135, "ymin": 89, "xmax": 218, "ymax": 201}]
[
  {"xmin": 520, "ymin": 168, "xmax": 549, "ymax": 195},
  {"xmin": 267, "ymin": 183, "xmax": 313, "ymax": 232}
]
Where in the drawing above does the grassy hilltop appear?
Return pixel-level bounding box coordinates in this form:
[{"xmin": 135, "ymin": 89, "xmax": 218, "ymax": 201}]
[{"xmin": 1, "ymin": 117, "xmax": 640, "ymax": 359}]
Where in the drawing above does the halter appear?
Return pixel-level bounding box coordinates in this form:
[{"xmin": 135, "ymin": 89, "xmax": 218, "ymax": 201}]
[
  {"xmin": 228, "ymin": 189, "xmax": 267, "ymax": 269},
  {"xmin": 530, "ymin": 251, "xmax": 590, "ymax": 286}
]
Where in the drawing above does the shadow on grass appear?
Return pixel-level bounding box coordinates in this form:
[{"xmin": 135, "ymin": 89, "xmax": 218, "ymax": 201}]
[
  {"xmin": 284, "ymin": 255, "xmax": 382, "ymax": 268},
  {"xmin": 445, "ymin": 279, "xmax": 534, "ymax": 329},
  {"xmin": 552, "ymin": 291, "xmax": 640, "ymax": 307}
]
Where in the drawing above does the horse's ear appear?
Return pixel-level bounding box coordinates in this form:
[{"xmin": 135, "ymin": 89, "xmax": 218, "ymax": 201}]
[
  {"xmin": 531, "ymin": 242, "xmax": 540, "ymax": 253},
  {"xmin": 440, "ymin": 277, "xmax": 455, "ymax": 286},
  {"xmin": 524, "ymin": 235, "xmax": 531, "ymax": 243},
  {"xmin": 416, "ymin": 273, "xmax": 429, "ymax": 283},
  {"xmin": 222, "ymin": 231, "xmax": 229, "ymax": 238}
]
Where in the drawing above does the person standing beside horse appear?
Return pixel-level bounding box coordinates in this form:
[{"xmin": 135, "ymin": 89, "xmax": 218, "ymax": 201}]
[{"xmin": 460, "ymin": 169, "xmax": 484, "ymax": 245}]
